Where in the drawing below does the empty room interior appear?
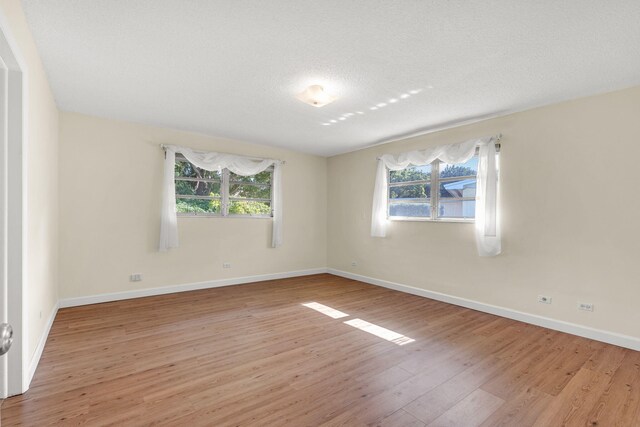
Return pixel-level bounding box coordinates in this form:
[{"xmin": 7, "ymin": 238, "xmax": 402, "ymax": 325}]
[{"xmin": 1, "ymin": 0, "xmax": 640, "ymax": 425}]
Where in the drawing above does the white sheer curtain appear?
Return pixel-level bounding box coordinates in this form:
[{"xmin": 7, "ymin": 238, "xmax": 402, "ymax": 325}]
[
  {"xmin": 159, "ymin": 145, "xmax": 283, "ymax": 251},
  {"xmin": 475, "ymin": 141, "xmax": 500, "ymax": 256},
  {"xmin": 371, "ymin": 136, "xmax": 501, "ymax": 256}
]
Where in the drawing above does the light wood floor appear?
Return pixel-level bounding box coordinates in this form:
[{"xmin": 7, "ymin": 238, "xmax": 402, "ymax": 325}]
[{"xmin": 2, "ymin": 274, "xmax": 639, "ymax": 426}]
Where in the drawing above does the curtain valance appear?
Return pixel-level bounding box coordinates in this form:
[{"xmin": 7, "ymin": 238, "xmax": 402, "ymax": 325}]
[
  {"xmin": 371, "ymin": 136, "xmax": 501, "ymax": 256},
  {"xmin": 159, "ymin": 145, "xmax": 283, "ymax": 251}
]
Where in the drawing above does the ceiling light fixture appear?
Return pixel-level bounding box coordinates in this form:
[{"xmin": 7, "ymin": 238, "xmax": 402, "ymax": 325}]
[{"xmin": 296, "ymin": 85, "xmax": 337, "ymax": 107}]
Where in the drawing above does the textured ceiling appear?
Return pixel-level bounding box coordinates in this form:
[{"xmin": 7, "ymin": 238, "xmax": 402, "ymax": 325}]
[{"xmin": 22, "ymin": 0, "xmax": 640, "ymax": 156}]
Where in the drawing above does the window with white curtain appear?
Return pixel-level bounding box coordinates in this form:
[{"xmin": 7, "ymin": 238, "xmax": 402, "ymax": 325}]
[
  {"xmin": 371, "ymin": 136, "xmax": 500, "ymax": 256},
  {"xmin": 174, "ymin": 154, "xmax": 273, "ymax": 217},
  {"xmin": 388, "ymin": 155, "xmax": 481, "ymax": 221}
]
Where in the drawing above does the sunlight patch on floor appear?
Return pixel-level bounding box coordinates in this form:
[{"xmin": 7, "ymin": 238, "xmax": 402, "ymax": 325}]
[
  {"xmin": 302, "ymin": 302, "xmax": 349, "ymax": 319},
  {"xmin": 344, "ymin": 318, "xmax": 415, "ymax": 346},
  {"xmin": 301, "ymin": 302, "xmax": 415, "ymax": 346}
]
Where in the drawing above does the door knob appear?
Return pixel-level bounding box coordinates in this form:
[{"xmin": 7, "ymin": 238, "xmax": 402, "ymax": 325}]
[{"xmin": 0, "ymin": 323, "xmax": 13, "ymax": 356}]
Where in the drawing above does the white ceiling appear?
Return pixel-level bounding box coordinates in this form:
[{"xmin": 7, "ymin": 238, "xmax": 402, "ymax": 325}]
[{"xmin": 22, "ymin": 0, "xmax": 640, "ymax": 156}]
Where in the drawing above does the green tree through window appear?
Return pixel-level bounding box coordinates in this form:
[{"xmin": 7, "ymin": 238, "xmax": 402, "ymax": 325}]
[{"xmin": 174, "ymin": 158, "xmax": 272, "ymax": 216}]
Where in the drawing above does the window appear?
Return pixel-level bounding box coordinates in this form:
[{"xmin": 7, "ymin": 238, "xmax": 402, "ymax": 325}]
[
  {"xmin": 388, "ymin": 155, "xmax": 479, "ymax": 221},
  {"xmin": 174, "ymin": 154, "xmax": 273, "ymax": 217}
]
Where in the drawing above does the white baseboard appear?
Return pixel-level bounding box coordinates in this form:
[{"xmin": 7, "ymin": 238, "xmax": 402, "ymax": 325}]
[
  {"xmin": 328, "ymin": 268, "xmax": 640, "ymax": 351},
  {"xmin": 59, "ymin": 268, "xmax": 328, "ymax": 308},
  {"xmin": 27, "ymin": 302, "xmax": 59, "ymax": 388}
]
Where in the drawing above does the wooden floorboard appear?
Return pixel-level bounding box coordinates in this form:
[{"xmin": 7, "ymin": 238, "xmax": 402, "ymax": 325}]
[{"xmin": 2, "ymin": 273, "xmax": 639, "ymax": 426}]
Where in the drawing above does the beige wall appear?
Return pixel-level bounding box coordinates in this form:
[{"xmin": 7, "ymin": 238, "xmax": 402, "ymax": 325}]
[
  {"xmin": 0, "ymin": 0, "xmax": 59, "ymax": 362},
  {"xmin": 328, "ymin": 86, "xmax": 640, "ymax": 339},
  {"xmin": 58, "ymin": 112, "xmax": 327, "ymax": 299}
]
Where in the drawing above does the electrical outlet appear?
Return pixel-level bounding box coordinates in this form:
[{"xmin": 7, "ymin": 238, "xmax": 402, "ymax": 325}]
[
  {"xmin": 39, "ymin": 310, "xmax": 42, "ymax": 319},
  {"xmin": 578, "ymin": 302, "xmax": 594, "ymax": 312},
  {"xmin": 130, "ymin": 273, "xmax": 142, "ymax": 282},
  {"xmin": 537, "ymin": 295, "xmax": 552, "ymax": 304},
  {"xmin": 223, "ymin": 262, "xmax": 231, "ymax": 269},
  {"xmin": 351, "ymin": 261, "xmax": 358, "ymax": 267}
]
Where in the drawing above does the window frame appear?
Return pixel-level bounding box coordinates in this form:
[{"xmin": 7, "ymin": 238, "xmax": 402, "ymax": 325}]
[
  {"xmin": 175, "ymin": 154, "xmax": 274, "ymax": 219},
  {"xmin": 387, "ymin": 156, "xmax": 479, "ymax": 223}
]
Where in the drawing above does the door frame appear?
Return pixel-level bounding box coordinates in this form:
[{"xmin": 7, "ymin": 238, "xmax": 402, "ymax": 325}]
[{"xmin": 0, "ymin": 9, "xmax": 28, "ymax": 398}]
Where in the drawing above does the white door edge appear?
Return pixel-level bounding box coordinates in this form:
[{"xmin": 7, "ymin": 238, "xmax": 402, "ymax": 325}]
[{"xmin": 0, "ymin": 8, "xmax": 28, "ymax": 398}]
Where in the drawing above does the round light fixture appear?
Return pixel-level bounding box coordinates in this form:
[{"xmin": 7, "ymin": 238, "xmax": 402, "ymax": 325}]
[{"xmin": 296, "ymin": 85, "xmax": 337, "ymax": 107}]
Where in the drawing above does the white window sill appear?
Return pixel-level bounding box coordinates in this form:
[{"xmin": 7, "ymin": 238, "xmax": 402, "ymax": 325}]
[
  {"xmin": 388, "ymin": 217, "xmax": 474, "ymax": 223},
  {"xmin": 177, "ymin": 214, "xmax": 272, "ymax": 219}
]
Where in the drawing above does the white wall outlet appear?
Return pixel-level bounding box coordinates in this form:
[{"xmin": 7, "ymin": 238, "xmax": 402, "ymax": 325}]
[
  {"xmin": 537, "ymin": 295, "xmax": 552, "ymax": 304},
  {"xmin": 578, "ymin": 302, "xmax": 594, "ymax": 312},
  {"xmin": 223, "ymin": 262, "xmax": 231, "ymax": 269},
  {"xmin": 130, "ymin": 273, "xmax": 142, "ymax": 282},
  {"xmin": 39, "ymin": 310, "xmax": 42, "ymax": 319},
  {"xmin": 351, "ymin": 261, "xmax": 358, "ymax": 267}
]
